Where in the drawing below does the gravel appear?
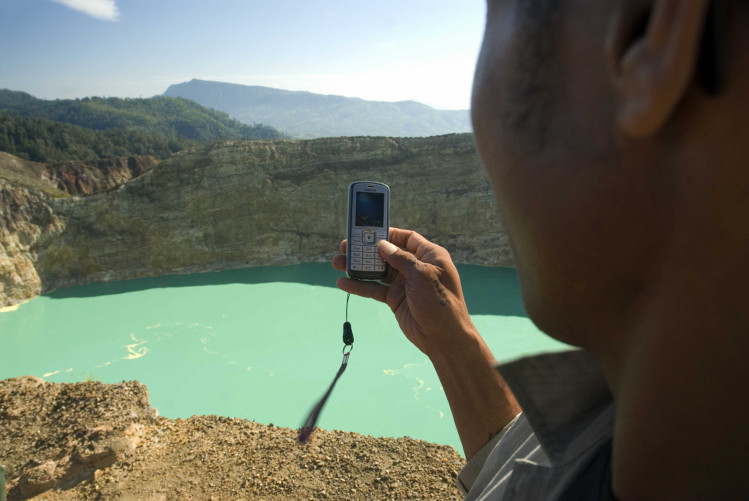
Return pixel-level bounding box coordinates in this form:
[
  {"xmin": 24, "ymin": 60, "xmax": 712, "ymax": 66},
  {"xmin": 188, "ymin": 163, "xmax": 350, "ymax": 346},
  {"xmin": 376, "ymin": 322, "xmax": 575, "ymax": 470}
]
[{"xmin": 0, "ymin": 376, "xmax": 464, "ymax": 500}]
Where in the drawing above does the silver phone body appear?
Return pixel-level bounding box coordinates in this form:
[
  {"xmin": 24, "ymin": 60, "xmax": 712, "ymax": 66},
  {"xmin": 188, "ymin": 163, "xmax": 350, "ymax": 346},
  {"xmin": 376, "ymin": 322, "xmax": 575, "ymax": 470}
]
[{"xmin": 346, "ymin": 181, "xmax": 390, "ymax": 280}]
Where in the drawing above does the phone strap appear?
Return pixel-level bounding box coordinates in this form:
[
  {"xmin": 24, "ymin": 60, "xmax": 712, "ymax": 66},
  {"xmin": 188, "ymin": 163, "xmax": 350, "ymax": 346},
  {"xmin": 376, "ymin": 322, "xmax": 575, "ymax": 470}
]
[{"xmin": 298, "ymin": 294, "xmax": 355, "ymax": 443}]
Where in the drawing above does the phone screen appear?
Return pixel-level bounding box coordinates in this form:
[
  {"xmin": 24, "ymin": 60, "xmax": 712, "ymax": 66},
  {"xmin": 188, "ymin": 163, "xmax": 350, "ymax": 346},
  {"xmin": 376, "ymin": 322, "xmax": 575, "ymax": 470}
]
[{"xmin": 355, "ymin": 192, "xmax": 385, "ymax": 227}]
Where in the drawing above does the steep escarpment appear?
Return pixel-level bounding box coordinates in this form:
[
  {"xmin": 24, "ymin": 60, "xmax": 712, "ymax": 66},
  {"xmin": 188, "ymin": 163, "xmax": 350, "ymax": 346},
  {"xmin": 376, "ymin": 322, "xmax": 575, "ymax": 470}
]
[
  {"xmin": 0, "ymin": 179, "xmax": 64, "ymax": 306},
  {"xmin": 0, "ymin": 134, "xmax": 511, "ymax": 306}
]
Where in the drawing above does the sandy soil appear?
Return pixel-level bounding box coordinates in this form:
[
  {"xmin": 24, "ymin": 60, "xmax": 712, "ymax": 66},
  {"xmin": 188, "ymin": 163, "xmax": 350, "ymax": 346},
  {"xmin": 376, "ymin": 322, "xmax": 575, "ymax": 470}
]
[{"xmin": 0, "ymin": 377, "xmax": 464, "ymax": 500}]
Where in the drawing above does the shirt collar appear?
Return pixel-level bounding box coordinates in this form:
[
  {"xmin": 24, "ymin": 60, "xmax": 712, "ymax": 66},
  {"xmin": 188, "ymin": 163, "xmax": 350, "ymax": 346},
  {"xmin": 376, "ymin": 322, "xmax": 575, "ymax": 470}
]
[{"xmin": 496, "ymin": 349, "xmax": 615, "ymax": 465}]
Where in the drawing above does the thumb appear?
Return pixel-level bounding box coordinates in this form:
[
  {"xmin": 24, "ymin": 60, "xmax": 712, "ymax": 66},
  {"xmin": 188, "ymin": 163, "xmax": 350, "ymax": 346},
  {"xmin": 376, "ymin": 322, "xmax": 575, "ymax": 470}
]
[{"xmin": 378, "ymin": 239, "xmax": 420, "ymax": 276}]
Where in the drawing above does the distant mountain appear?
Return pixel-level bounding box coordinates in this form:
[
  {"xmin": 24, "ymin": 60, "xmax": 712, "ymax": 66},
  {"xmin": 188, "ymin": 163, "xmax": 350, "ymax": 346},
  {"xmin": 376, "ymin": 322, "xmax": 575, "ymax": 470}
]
[
  {"xmin": 0, "ymin": 89, "xmax": 286, "ymax": 143},
  {"xmin": 163, "ymin": 79, "xmax": 472, "ymax": 138}
]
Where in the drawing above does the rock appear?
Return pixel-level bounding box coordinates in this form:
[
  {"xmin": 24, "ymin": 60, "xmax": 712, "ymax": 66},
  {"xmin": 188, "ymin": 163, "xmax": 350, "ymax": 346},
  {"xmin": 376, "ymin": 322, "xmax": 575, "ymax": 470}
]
[
  {"xmin": 0, "ymin": 179, "xmax": 65, "ymax": 307},
  {"xmin": 15, "ymin": 460, "xmax": 58, "ymax": 498},
  {"xmin": 110, "ymin": 436, "xmax": 138, "ymax": 455},
  {"xmin": 41, "ymin": 156, "xmax": 158, "ymax": 196},
  {"xmin": 0, "ymin": 378, "xmax": 157, "ymax": 500}
]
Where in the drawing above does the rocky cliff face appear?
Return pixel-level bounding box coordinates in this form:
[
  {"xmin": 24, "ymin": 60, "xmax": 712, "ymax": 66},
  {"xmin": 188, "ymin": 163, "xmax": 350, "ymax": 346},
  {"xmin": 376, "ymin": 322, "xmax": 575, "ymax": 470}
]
[
  {"xmin": 0, "ymin": 134, "xmax": 512, "ymax": 306},
  {"xmin": 0, "ymin": 179, "xmax": 66, "ymax": 308},
  {"xmin": 0, "ymin": 152, "xmax": 157, "ymax": 197},
  {"xmin": 42, "ymin": 156, "xmax": 159, "ymax": 196}
]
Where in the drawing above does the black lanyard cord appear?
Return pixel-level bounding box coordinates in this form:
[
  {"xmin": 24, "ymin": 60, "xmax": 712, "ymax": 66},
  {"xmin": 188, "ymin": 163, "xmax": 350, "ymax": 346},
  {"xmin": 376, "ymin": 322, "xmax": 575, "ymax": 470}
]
[
  {"xmin": 298, "ymin": 348, "xmax": 351, "ymax": 443},
  {"xmin": 298, "ymin": 294, "xmax": 354, "ymax": 444}
]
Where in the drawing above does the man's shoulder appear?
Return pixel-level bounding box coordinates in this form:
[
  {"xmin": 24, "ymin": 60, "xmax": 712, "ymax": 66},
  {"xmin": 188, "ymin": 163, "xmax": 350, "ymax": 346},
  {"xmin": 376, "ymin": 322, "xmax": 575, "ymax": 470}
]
[{"xmin": 462, "ymin": 350, "xmax": 617, "ymax": 500}]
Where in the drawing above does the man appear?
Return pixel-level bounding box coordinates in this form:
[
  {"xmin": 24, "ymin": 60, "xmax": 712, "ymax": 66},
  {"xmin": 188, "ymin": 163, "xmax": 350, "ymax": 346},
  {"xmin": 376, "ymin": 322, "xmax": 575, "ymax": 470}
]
[{"xmin": 333, "ymin": 0, "xmax": 748, "ymax": 499}]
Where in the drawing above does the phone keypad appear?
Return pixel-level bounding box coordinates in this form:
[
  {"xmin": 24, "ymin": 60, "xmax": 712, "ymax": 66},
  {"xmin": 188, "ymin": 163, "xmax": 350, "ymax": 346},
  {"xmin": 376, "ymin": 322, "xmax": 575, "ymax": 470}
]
[{"xmin": 350, "ymin": 229, "xmax": 387, "ymax": 273}]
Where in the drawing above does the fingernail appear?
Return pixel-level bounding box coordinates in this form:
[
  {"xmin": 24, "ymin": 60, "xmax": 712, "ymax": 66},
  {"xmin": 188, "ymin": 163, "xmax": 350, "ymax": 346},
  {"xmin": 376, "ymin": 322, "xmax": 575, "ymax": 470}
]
[{"xmin": 377, "ymin": 239, "xmax": 397, "ymax": 256}]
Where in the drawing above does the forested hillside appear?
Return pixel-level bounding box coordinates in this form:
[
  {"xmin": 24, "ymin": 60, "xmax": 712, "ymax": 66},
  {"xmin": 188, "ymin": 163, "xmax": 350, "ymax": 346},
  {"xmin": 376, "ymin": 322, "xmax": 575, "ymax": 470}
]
[
  {"xmin": 0, "ymin": 114, "xmax": 187, "ymax": 162},
  {"xmin": 0, "ymin": 89, "xmax": 286, "ymax": 162}
]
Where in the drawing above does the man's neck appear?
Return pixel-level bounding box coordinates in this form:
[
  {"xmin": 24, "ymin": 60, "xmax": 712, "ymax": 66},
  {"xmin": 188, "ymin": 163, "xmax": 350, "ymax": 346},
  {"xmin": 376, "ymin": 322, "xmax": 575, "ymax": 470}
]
[{"xmin": 592, "ymin": 249, "xmax": 749, "ymax": 499}]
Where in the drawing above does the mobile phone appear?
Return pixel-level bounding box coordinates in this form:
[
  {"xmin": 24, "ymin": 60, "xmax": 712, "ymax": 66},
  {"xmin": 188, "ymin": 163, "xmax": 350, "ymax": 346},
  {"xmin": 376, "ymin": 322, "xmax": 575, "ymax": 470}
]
[{"xmin": 346, "ymin": 181, "xmax": 390, "ymax": 280}]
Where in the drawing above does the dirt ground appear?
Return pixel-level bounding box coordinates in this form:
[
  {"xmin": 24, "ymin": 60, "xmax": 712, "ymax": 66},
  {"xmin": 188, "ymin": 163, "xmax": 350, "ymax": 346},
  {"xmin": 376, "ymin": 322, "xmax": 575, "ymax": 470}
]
[{"xmin": 0, "ymin": 377, "xmax": 465, "ymax": 500}]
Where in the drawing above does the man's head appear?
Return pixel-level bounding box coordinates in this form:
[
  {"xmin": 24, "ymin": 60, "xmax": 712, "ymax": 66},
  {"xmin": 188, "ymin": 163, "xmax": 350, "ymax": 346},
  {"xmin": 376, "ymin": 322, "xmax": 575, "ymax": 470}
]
[{"xmin": 471, "ymin": 0, "xmax": 749, "ymax": 350}]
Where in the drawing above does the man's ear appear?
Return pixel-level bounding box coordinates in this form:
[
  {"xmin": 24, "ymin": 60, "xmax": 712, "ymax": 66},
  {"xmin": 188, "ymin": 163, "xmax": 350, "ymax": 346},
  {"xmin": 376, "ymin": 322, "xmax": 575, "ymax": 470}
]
[{"xmin": 606, "ymin": 0, "xmax": 710, "ymax": 137}]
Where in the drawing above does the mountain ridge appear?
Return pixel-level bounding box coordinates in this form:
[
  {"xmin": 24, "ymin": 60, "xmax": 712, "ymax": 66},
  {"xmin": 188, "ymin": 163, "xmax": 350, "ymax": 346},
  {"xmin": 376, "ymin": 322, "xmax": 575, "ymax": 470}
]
[{"xmin": 164, "ymin": 79, "xmax": 472, "ymax": 138}]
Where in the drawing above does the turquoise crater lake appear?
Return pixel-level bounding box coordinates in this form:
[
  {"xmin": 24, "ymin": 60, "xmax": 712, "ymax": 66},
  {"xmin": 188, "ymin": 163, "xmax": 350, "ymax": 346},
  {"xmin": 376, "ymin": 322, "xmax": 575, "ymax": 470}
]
[{"xmin": 0, "ymin": 263, "xmax": 567, "ymax": 455}]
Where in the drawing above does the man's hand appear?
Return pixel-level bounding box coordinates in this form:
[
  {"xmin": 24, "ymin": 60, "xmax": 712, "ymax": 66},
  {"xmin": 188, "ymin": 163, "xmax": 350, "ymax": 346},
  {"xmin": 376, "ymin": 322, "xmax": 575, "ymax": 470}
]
[
  {"xmin": 332, "ymin": 228, "xmax": 521, "ymax": 460},
  {"xmin": 332, "ymin": 227, "xmax": 476, "ymax": 358}
]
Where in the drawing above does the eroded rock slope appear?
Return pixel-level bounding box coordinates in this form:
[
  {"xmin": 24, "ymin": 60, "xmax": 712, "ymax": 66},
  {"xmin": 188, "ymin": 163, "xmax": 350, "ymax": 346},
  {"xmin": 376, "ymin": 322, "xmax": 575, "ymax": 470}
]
[{"xmin": 0, "ymin": 134, "xmax": 511, "ymax": 306}]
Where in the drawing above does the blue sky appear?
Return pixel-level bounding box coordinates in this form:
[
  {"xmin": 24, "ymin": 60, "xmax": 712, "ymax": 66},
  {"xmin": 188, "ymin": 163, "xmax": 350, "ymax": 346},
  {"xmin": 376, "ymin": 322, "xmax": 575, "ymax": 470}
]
[{"xmin": 0, "ymin": 0, "xmax": 486, "ymax": 109}]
